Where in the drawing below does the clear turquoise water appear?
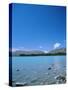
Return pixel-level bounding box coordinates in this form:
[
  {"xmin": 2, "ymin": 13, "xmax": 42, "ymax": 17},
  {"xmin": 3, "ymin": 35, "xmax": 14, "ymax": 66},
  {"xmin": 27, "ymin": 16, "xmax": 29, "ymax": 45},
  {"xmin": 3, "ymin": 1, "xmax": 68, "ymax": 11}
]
[{"xmin": 12, "ymin": 56, "xmax": 66, "ymax": 86}]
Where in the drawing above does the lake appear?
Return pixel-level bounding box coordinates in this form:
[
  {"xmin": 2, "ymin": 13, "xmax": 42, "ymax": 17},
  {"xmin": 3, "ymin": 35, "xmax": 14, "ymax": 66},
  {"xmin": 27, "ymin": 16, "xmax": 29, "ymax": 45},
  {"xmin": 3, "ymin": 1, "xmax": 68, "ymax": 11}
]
[{"xmin": 11, "ymin": 56, "xmax": 66, "ymax": 86}]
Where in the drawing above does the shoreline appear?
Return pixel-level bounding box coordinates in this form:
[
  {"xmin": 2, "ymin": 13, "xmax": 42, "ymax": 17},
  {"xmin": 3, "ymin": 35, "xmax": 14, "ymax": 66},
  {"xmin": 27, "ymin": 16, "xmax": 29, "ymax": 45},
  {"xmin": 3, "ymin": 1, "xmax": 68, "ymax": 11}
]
[{"xmin": 10, "ymin": 54, "xmax": 66, "ymax": 57}]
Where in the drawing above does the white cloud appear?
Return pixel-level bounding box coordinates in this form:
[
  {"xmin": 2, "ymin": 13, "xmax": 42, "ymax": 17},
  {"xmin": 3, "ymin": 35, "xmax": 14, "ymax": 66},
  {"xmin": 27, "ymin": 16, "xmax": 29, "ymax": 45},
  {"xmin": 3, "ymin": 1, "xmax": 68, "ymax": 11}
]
[
  {"xmin": 39, "ymin": 46, "xmax": 43, "ymax": 48},
  {"xmin": 12, "ymin": 48, "xmax": 19, "ymax": 52},
  {"xmin": 54, "ymin": 43, "xmax": 61, "ymax": 49},
  {"xmin": 12, "ymin": 47, "xmax": 24, "ymax": 52},
  {"xmin": 44, "ymin": 50, "xmax": 48, "ymax": 53}
]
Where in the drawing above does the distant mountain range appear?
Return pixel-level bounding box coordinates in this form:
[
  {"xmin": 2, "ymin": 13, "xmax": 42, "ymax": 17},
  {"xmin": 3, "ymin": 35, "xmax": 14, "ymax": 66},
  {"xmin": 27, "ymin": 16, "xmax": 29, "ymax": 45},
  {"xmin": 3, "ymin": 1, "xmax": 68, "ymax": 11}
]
[{"xmin": 9, "ymin": 48, "xmax": 66, "ymax": 56}]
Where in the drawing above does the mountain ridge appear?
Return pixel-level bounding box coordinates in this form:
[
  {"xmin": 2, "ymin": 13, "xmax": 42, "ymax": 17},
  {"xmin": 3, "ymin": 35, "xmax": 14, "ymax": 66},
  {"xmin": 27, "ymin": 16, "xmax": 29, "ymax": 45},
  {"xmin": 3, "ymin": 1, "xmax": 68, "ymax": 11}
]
[{"xmin": 9, "ymin": 48, "xmax": 66, "ymax": 56}]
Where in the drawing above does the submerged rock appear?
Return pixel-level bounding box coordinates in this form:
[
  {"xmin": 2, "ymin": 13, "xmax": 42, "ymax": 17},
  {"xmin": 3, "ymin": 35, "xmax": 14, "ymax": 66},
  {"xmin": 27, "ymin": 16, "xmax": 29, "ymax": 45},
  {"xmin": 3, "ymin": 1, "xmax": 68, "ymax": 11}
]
[
  {"xmin": 45, "ymin": 72, "xmax": 49, "ymax": 75},
  {"xmin": 40, "ymin": 82, "xmax": 44, "ymax": 85},
  {"xmin": 48, "ymin": 67, "xmax": 51, "ymax": 70},
  {"xmin": 49, "ymin": 81, "xmax": 56, "ymax": 84},
  {"xmin": 16, "ymin": 69, "xmax": 20, "ymax": 71},
  {"xmin": 12, "ymin": 80, "xmax": 15, "ymax": 83},
  {"xmin": 15, "ymin": 82, "xmax": 28, "ymax": 86},
  {"xmin": 54, "ymin": 75, "xmax": 66, "ymax": 83},
  {"xmin": 31, "ymin": 78, "xmax": 38, "ymax": 83}
]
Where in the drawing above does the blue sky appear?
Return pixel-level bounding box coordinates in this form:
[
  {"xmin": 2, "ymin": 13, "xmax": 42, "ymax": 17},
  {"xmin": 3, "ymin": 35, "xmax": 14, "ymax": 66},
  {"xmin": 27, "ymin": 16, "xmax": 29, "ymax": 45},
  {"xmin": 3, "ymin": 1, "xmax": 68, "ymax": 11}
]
[{"xmin": 12, "ymin": 3, "xmax": 66, "ymax": 51}]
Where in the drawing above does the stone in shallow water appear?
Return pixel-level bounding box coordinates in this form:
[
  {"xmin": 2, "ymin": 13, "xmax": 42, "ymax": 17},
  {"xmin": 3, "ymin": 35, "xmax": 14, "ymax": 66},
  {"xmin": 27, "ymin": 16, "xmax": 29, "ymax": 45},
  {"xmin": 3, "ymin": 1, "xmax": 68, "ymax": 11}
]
[
  {"xmin": 40, "ymin": 82, "xmax": 44, "ymax": 85},
  {"xmin": 48, "ymin": 67, "xmax": 51, "ymax": 70},
  {"xmin": 54, "ymin": 75, "xmax": 66, "ymax": 83},
  {"xmin": 11, "ymin": 80, "xmax": 15, "ymax": 83},
  {"xmin": 16, "ymin": 69, "xmax": 20, "ymax": 71},
  {"xmin": 31, "ymin": 78, "xmax": 38, "ymax": 83},
  {"xmin": 45, "ymin": 72, "xmax": 49, "ymax": 75},
  {"xmin": 15, "ymin": 82, "xmax": 28, "ymax": 86}
]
